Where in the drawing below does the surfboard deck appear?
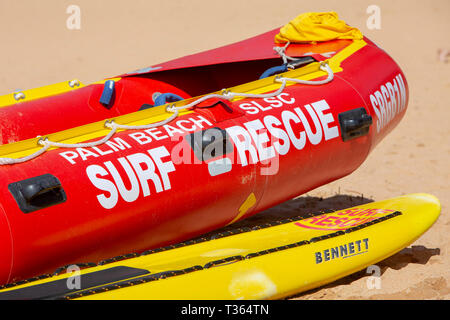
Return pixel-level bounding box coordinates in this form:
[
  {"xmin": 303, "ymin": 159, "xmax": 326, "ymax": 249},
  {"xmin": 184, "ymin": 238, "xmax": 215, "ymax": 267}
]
[{"xmin": 0, "ymin": 193, "xmax": 440, "ymax": 300}]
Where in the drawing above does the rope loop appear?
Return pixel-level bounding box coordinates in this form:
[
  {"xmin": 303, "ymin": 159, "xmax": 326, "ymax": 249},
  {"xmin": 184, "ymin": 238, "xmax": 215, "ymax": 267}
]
[{"xmin": 104, "ymin": 119, "xmax": 115, "ymax": 129}]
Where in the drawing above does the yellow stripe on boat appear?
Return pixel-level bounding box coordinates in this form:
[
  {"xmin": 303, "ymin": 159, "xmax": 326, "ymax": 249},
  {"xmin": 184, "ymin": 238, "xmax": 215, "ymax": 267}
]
[{"xmin": 0, "ymin": 79, "xmax": 85, "ymax": 108}]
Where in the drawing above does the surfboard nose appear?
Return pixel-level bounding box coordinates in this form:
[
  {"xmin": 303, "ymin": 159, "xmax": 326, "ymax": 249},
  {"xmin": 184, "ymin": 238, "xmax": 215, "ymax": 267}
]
[
  {"xmin": 403, "ymin": 193, "xmax": 441, "ymax": 234},
  {"xmin": 411, "ymin": 193, "xmax": 441, "ymax": 217}
]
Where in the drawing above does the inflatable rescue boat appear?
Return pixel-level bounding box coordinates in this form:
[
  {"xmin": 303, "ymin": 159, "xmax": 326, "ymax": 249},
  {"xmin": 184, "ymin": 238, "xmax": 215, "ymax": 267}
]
[{"xmin": 0, "ymin": 12, "xmax": 409, "ymax": 285}]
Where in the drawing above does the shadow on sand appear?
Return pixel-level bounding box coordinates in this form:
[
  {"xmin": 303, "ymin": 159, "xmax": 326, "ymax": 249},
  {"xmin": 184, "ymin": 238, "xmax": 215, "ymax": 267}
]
[{"xmin": 205, "ymin": 193, "xmax": 374, "ymax": 234}]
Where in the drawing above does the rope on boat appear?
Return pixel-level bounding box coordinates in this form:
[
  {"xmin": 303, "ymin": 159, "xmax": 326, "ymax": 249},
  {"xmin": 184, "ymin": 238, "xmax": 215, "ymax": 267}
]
[
  {"xmin": 0, "ymin": 144, "xmax": 51, "ymax": 165},
  {"xmin": 0, "ymin": 60, "xmax": 334, "ymax": 165}
]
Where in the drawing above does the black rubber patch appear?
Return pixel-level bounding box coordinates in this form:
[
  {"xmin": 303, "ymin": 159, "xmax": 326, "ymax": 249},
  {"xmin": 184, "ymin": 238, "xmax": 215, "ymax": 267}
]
[
  {"xmin": 185, "ymin": 127, "xmax": 233, "ymax": 161},
  {"xmin": 0, "ymin": 266, "xmax": 149, "ymax": 300}
]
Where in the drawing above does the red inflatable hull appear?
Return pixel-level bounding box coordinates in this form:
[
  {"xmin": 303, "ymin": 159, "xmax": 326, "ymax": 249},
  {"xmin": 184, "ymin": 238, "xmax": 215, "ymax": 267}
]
[{"xmin": 0, "ymin": 32, "xmax": 408, "ymax": 284}]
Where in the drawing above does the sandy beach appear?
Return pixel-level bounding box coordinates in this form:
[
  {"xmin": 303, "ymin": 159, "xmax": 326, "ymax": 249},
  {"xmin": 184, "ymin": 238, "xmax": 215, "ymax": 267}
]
[{"xmin": 0, "ymin": 0, "xmax": 448, "ymax": 299}]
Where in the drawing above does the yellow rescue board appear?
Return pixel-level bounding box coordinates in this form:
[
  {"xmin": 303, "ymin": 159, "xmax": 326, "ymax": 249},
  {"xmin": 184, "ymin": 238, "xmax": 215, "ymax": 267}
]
[{"xmin": 0, "ymin": 193, "xmax": 440, "ymax": 300}]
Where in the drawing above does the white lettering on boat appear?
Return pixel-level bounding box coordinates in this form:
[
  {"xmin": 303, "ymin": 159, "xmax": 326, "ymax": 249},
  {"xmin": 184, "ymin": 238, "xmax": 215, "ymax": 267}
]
[
  {"xmin": 238, "ymin": 93, "xmax": 296, "ymax": 114},
  {"xmin": 370, "ymin": 74, "xmax": 407, "ymax": 133},
  {"xmin": 58, "ymin": 115, "xmax": 213, "ymax": 165},
  {"xmin": 226, "ymin": 99, "xmax": 339, "ymax": 166},
  {"xmin": 86, "ymin": 146, "xmax": 175, "ymax": 209}
]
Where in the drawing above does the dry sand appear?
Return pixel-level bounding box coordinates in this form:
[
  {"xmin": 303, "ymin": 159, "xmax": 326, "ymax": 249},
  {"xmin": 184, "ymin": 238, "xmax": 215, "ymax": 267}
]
[{"xmin": 0, "ymin": 0, "xmax": 448, "ymax": 300}]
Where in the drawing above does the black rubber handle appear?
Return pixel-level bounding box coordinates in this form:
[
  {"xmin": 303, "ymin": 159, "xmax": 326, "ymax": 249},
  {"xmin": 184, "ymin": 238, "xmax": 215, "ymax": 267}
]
[
  {"xmin": 338, "ymin": 107, "xmax": 373, "ymax": 142},
  {"xmin": 185, "ymin": 127, "xmax": 233, "ymax": 161}
]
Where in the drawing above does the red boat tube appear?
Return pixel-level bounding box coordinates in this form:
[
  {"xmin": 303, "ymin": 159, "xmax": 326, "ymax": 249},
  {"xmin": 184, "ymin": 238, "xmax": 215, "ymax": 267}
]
[{"xmin": 0, "ymin": 35, "xmax": 408, "ymax": 284}]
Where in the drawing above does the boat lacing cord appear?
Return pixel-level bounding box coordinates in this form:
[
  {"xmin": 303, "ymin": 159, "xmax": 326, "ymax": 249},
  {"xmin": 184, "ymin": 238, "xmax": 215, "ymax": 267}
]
[{"xmin": 0, "ymin": 61, "xmax": 334, "ymax": 165}]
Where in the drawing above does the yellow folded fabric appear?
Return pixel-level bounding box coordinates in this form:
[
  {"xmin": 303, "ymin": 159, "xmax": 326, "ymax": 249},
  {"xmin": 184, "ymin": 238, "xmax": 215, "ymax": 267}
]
[{"xmin": 275, "ymin": 12, "xmax": 363, "ymax": 44}]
